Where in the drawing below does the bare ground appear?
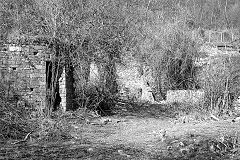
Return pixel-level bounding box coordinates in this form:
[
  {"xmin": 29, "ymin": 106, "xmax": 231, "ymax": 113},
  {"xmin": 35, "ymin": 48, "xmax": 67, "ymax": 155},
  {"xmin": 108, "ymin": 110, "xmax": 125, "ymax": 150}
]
[{"xmin": 1, "ymin": 104, "xmax": 240, "ymax": 159}]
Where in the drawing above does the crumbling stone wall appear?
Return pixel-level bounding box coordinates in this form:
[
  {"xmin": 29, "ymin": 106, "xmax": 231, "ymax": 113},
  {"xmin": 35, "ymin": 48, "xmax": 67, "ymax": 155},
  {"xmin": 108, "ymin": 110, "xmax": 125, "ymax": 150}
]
[
  {"xmin": 0, "ymin": 44, "xmax": 49, "ymax": 110},
  {"xmin": 0, "ymin": 43, "xmax": 75, "ymax": 112},
  {"xmin": 59, "ymin": 66, "xmax": 75, "ymax": 112},
  {"xmin": 117, "ymin": 58, "xmax": 156, "ymax": 102}
]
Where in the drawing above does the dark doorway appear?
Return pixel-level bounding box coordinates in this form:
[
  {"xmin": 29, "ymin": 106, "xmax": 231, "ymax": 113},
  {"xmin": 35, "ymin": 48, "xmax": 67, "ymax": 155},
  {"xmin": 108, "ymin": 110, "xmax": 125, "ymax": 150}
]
[
  {"xmin": 46, "ymin": 61, "xmax": 52, "ymax": 89},
  {"xmin": 46, "ymin": 61, "xmax": 61, "ymax": 111}
]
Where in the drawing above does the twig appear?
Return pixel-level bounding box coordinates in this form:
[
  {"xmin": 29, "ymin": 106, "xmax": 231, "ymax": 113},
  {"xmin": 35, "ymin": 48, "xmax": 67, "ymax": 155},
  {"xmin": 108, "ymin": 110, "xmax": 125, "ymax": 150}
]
[
  {"xmin": 210, "ymin": 114, "xmax": 219, "ymax": 121},
  {"xmin": 11, "ymin": 131, "xmax": 33, "ymax": 145}
]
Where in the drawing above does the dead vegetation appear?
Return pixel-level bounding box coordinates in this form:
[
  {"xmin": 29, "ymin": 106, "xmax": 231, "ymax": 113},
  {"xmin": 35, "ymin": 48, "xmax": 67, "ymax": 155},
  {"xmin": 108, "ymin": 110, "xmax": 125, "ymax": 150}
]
[
  {"xmin": 1, "ymin": 0, "xmax": 240, "ymax": 159},
  {"xmin": 1, "ymin": 91, "xmax": 240, "ymax": 159},
  {"xmin": 0, "ymin": 83, "xmax": 33, "ymax": 142}
]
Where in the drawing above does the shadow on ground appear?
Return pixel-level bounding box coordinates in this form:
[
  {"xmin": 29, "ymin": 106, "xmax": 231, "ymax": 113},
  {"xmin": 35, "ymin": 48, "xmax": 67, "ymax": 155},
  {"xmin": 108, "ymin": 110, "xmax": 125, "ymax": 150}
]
[
  {"xmin": 113, "ymin": 103, "xmax": 178, "ymax": 119},
  {"xmin": 1, "ymin": 102, "xmax": 240, "ymax": 159}
]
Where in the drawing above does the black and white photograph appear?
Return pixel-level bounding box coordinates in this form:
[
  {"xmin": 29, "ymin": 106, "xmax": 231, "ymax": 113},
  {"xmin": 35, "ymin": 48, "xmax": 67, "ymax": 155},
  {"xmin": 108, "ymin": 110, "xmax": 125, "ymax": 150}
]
[{"xmin": 1, "ymin": 0, "xmax": 240, "ymax": 159}]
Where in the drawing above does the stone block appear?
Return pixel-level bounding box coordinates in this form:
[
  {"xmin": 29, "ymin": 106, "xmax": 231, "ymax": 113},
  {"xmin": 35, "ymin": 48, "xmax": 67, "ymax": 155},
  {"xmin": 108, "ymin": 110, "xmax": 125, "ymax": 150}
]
[
  {"xmin": 9, "ymin": 45, "xmax": 22, "ymax": 52},
  {"xmin": 140, "ymin": 86, "xmax": 155, "ymax": 103},
  {"xmin": 39, "ymin": 68, "xmax": 46, "ymax": 74},
  {"xmin": 35, "ymin": 65, "xmax": 43, "ymax": 69},
  {"xmin": 39, "ymin": 81, "xmax": 46, "ymax": 86},
  {"xmin": 45, "ymin": 54, "xmax": 51, "ymax": 60},
  {"xmin": 34, "ymin": 72, "xmax": 44, "ymax": 78},
  {"xmin": 30, "ymin": 80, "xmax": 39, "ymax": 86},
  {"xmin": 61, "ymin": 101, "xmax": 66, "ymax": 106},
  {"xmin": 60, "ymin": 90, "xmax": 66, "ymax": 94},
  {"xmin": 33, "ymin": 45, "xmax": 45, "ymax": 50},
  {"xmin": 59, "ymin": 83, "xmax": 65, "ymax": 87},
  {"xmin": 89, "ymin": 62, "xmax": 100, "ymax": 85}
]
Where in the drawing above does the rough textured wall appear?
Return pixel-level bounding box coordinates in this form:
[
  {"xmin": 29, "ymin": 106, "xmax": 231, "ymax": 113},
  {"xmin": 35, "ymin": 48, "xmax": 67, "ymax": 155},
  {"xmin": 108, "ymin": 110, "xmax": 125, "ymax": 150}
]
[
  {"xmin": 166, "ymin": 90, "xmax": 205, "ymax": 104},
  {"xmin": 117, "ymin": 60, "xmax": 142, "ymax": 101},
  {"xmin": 192, "ymin": 29, "xmax": 239, "ymax": 44},
  {"xmin": 59, "ymin": 67, "xmax": 66, "ymax": 111},
  {"xmin": 117, "ymin": 57, "xmax": 155, "ymax": 102},
  {"xmin": 0, "ymin": 44, "xmax": 49, "ymax": 110},
  {"xmin": 74, "ymin": 57, "xmax": 156, "ymax": 103},
  {"xmin": 0, "ymin": 42, "xmax": 78, "ymax": 113}
]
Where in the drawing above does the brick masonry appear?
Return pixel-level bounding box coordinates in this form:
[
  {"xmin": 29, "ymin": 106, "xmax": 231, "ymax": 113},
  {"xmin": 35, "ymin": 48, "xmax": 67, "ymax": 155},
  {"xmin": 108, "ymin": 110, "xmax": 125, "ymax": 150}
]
[
  {"xmin": 0, "ymin": 44, "xmax": 47, "ymax": 110},
  {"xmin": 0, "ymin": 43, "xmax": 72, "ymax": 112}
]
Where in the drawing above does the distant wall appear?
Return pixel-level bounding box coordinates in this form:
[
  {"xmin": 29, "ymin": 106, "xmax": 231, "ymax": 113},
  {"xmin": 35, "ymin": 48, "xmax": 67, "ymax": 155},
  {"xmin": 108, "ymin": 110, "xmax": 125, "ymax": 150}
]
[
  {"xmin": 117, "ymin": 58, "xmax": 155, "ymax": 102},
  {"xmin": 80, "ymin": 58, "xmax": 155, "ymax": 102},
  {"xmin": 192, "ymin": 29, "xmax": 240, "ymax": 45},
  {"xmin": 166, "ymin": 90, "xmax": 205, "ymax": 104}
]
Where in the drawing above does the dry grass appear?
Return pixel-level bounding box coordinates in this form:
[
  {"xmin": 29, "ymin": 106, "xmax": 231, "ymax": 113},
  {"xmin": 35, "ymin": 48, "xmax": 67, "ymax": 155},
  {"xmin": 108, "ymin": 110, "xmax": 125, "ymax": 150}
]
[
  {"xmin": 0, "ymin": 84, "xmax": 33, "ymax": 142},
  {"xmin": 1, "ymin": 68, "xmax": 239, "ymax": 159},
  {"xmin": 1, "ymin": 101, "xmax": 240, "ymax": 159}
]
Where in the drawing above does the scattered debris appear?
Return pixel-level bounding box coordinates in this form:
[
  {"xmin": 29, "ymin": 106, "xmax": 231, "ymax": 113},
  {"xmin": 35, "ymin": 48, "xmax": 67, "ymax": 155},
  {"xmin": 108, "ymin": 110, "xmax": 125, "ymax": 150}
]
[
  {"xmin": 72, "ymin": 125, "xmax": 79, "ymax": 129},
  {"xmin": 122, "ymin": 108, "xmax": 128, "ymax": 112},
  {"xmin": 178, "ymin": 141, "xmax": 185, "ymax": 147},
  {"xmin": 180, "ymin": 147, "xmax": 189, "ymax": 155},
  {"xmin": 118, "ymin": 149, "xmax": 131, "ymax": 158},
  {"xmin": 159, "ymin": 129, "xmax": 167, "ymax": 142},
  {"xmin": 159, "ymin": 100, "xmax": 168, "ymax": 104},
  {"xmin": 87, "ymin": 148, "xmax": 94, "ymax": 152},
  {"xmin": 210, "ymin": 114, "xmax": 220, "ymax": 121},
  {"xmin": 11, "ymin": 131, "xmax": 33, "ymax": 145},
  {"xmin": 165, "ymin": 133, "xmax": 240, "ymax": 159},
  {"xmin": 232, "ymin": 117, "xmax": 240, "ymax": 122},
  {"xmin": 86, "ymin": 117, "xmax": 112, "ymax": 125},
  {"xmin": 85, "ymin": 117, "xmax": 128, "ymax": 125}
]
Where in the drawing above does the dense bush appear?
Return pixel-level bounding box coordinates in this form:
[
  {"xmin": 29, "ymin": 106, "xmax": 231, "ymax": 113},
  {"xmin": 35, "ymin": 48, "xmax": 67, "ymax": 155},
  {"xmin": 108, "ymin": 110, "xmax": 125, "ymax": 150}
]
[
  {"xmin": 134, "ymin": 8, "xmax": 200, "ymax": 99},
  {"xmin": 199, "ymin": 54, "xmax": 240, "ymax": 114},
  {"xmin": 0, "ymin": 81, "xmax": 34, "ymax": 141}
]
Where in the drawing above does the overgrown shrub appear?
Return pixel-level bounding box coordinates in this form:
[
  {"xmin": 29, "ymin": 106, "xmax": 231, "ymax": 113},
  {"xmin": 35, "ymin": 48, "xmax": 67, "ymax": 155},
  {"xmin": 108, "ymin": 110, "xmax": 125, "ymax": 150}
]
[
  {"xmin": 74, "ymin": 85, "xmax": 116, "ymax": 116},
  {"xmin": 0, "ymin": 81, "xmax": 34, "ymax": 141},
  {"xmin": 36, "ymin": 117, "xmax": 73, "ymax": 142},
  {"xmin": 200, "ymin": 54, "xmax": 240, "ymax": 115},
  {"xmin": 69, "ymin": 11, "xmax": 126, "ymax": 114},
  {"xmin": 136, "ymin": 9, "xmax": 200, "ymax": 100}
]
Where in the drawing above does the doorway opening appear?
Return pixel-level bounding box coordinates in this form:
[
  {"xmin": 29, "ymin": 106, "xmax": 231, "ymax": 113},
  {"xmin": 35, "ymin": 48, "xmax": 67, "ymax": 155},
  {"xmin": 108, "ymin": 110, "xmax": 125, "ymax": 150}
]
[{"xmin": 46, "ymin": 61, "xmax": 61, "ymax": 111}]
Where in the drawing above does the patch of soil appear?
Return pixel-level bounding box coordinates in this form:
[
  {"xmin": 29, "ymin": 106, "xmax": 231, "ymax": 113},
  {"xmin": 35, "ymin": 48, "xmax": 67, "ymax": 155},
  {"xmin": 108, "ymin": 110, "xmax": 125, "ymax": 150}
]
[
  {"xmin": 0, "ymin": 142, "xmax": 153, "ymax": 160},
  {"xmin": 1, "ymin": 103, "xmax": 240, "ymax": 159}
]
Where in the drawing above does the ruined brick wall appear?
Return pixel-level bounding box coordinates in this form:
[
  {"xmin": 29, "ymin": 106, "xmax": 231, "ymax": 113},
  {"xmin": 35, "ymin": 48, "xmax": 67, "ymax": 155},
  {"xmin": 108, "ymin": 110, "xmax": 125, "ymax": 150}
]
[
  {"xmin": 0, "ymin": 41, "xmax": 77, "ymax": 113},
  {"xmin": 0, "ymin": 44, "xmax": 50, "ymax": 110}
]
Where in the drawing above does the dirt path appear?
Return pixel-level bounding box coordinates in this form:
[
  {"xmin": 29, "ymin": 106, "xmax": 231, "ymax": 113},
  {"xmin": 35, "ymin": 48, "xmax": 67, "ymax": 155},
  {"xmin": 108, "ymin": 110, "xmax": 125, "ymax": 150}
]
[
  {"xmin": 2, "ymin": 104, "xmax": 240, "ymax": 159},
  {"xmin": 73, "ymin": 116, "xmax": 240, "ymax": 148}
]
